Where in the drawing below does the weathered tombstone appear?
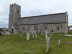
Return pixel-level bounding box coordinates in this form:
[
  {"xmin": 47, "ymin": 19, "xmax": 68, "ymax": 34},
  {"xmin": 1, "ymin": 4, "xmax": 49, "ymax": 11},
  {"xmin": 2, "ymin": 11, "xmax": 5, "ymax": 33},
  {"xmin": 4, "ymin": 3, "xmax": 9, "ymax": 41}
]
[
  {"xmin": 31, "ymin": 31, "xmax": 34, "ymax": 38},
  {"xmin": 46, "ymin": 37, "xmax": 50, "ymax": 53},
  {"xmin": 45, "ymin": 30, "xmax": 47, "ymax": 40},
  {"xmin": 35, "ymin": 30, "xmax": 37, "ymax": 38},
  {"xmin": 49, "ymin": 32, "xmax": 53, "ymax": 38},
  {"xmin": 26, "ymin": 32, "xmax": 30, "ymax": 40},
  {"xmin": 6, "ymin": 31, "xmax": 10, "ymax": 35},
  {"xmin": 30, "ymin": 33, "xmax": 32, "ymax": 39},
  {"xmin": 33, "ymin": 34, "xmax": 34, "ymax": 38},
  {"xmin": 58, "ymin": 39, "xmax": 60, "ymax": 48}
]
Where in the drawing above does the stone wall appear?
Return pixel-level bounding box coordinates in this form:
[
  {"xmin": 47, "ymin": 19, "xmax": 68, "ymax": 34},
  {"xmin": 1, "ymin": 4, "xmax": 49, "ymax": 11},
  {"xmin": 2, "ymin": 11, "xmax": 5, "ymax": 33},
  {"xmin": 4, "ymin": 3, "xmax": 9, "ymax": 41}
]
[{"xmin": 18, "ymin": 23, "xmax": 68, "ymax": 33}]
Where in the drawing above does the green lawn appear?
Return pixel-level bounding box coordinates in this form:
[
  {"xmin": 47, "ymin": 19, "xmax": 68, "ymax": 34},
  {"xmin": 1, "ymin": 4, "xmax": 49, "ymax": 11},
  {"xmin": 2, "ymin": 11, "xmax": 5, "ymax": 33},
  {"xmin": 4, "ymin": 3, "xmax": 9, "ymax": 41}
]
[{"xmin": 0, "ymin": 32, "xmax": 72, "ymax": 54}]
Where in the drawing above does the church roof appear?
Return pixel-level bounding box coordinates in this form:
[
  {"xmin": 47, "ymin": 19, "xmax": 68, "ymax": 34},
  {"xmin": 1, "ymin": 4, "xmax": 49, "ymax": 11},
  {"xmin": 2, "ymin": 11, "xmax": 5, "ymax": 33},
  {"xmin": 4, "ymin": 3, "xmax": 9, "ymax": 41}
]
[{"xmin": 18, "ymin": 12, "xmax": 67, "ymax": 25}]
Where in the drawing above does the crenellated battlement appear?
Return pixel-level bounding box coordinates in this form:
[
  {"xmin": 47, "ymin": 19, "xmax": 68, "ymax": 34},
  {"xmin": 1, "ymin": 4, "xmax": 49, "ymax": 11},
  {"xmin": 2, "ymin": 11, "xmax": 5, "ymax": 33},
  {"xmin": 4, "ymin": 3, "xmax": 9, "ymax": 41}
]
[{"xmin": 10, "ymin": 3, "xmax": 21, "ymax": 8}]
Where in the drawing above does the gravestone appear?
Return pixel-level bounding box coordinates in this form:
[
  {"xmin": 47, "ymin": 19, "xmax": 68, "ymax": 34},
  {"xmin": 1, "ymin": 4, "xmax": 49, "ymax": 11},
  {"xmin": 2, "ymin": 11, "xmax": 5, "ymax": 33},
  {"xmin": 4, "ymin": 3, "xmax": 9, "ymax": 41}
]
[
  {"xmin": 26, "ymin": 32, "xmax": 30, "ymax": 40},
  {"xmin": 6, "ymin": 31, "xmax": 10, "ymax": 35},
  {"xmin": 46, "ymin": 37, "xmax": 50, "ymax": 53},
  {"xmin": 45, "ymin": 30, "xmax": 47, "ymax": 40},
  {"xmin": 35, "ymin": 30, "xmax": 37, "ymax": 38},
  {"xmin": 33, "ymin": 34, "xmax": 34, "ymax": 38},
  {"xmin": 58, "ymin": 39, "xmax": 60, "ymax": 48},
  {"xmin": 49, "ymin": 32, "xmax": 53, "ymax": 38},
  {"xmin": 31, "ymin": 31, "xmax": 34, "ymax": 38}
]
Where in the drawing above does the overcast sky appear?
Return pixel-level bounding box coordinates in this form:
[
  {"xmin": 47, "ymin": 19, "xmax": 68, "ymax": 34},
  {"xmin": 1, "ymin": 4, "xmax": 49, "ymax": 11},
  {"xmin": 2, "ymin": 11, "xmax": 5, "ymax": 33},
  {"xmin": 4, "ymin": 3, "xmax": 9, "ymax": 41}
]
[{"xmin": 0, "ymin": 0, "xmax": 72, "ymax": 28}]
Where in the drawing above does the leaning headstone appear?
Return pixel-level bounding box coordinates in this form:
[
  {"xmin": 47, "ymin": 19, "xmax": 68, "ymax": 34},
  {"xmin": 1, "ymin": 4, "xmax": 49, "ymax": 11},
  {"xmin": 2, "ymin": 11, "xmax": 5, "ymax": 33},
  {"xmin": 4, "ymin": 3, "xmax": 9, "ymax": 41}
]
[
  {"xmin": 26, "ymin": 32, "xmax": 30, "ymax": 40},
  {"xmin": 58, "ymin": 39, "xmax": 60, "ymax": 48},
  {"xmin": 45, "ymin": 30, "xmax": 47, "ymax": 40},
  {"xmin": 6, "ymin": 31, "xmax": 10, "ymax": 35},
  {"xmin": 46, "ymin": 37, "xmax": 50, "ymax": 53}
]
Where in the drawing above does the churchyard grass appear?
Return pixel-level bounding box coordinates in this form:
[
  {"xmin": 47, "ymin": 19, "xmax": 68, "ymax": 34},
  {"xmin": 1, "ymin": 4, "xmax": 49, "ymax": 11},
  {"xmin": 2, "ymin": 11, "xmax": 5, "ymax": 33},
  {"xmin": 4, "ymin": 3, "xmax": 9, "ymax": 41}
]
[{"xmin": 0, "ymin": 32, "xmax": 72, "ymax": 54}]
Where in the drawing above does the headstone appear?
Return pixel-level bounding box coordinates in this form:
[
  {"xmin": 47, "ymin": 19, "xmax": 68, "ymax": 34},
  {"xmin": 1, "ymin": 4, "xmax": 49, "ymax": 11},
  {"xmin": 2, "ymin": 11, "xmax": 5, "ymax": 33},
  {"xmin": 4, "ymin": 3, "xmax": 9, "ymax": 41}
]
[
  {"xmin": 45, "ymin": 30, "xmax": 47, "ymax": 40},
  {"xmin": 58, "ymin": 39, "xmax": 60, "ymax": 48},
  {"xmin": 6, "ymin": 31, "xmax": 10, "ymax": 35},
  {"xmin": 49, "ymin": 32, "xmax": 53, "ymax": 38},
  {"xmin": 26, "ymin": 32, "xmax": 30, "ymax": 40},
  {"xmin": 35, "ymin": 30, "xmax": 37, "ymax": 38},
  {"xmin": 30, "ymin": 33, "xmax": 32, "ymax": 39},
  {"xmin": 31, "ymin": 31, "xmax": 34, "ymax": 38},
  {"xmin": 46, "ymin": 37, "xmax": 50, "ymax": 53},
  {"xmin": 33, "ymin": 34, "xmax": 34, "ymax": 38}
]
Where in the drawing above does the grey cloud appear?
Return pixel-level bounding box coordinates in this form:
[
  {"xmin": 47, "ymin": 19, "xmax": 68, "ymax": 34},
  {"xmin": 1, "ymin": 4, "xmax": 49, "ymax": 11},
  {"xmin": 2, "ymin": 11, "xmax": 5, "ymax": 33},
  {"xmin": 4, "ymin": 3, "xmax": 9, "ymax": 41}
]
[{"xmin": 0, "ymin": 0, "xmax": 72, "ymax": 28}]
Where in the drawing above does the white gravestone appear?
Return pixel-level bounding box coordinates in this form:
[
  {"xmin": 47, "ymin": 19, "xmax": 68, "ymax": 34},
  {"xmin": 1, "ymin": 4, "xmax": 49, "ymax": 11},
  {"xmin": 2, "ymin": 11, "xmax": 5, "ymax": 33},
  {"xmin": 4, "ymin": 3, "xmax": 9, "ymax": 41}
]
[
  {"xmin": 45, "ymin": 30, "xmax": 48, "ymax": 40},
  {"xmin": 58, "ymin": 39, "xmax": 60, "ymax": 48},
  {"xmin": 6, "ymin": 31, "xmax": 10, "ymax": 35},
  {"xmin": 35, "ymin": 31, "xmax": 37, "ymax": 38},
  {"xmin": 46, "ymin": 37, "xmax": 50, "ymax": 53},
  {"xmin": 26, "ymin": 32, "xmax": 30, "ymax": 40}
]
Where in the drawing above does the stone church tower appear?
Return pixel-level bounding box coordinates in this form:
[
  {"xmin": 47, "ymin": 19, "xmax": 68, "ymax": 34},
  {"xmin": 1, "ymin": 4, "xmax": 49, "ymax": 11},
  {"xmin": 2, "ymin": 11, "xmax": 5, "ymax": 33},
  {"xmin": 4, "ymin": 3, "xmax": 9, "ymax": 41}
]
[{"xmin": 9, "ymin": 3, "xmax": 21, "ymax": 32}]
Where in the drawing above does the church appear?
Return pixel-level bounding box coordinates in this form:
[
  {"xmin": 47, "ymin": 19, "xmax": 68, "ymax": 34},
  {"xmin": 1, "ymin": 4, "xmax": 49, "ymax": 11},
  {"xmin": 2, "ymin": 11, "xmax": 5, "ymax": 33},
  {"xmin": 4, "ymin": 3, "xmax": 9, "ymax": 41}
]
[{"xmin": 9, "ymin": 3, "xmax": 68, "ymax": 33}]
